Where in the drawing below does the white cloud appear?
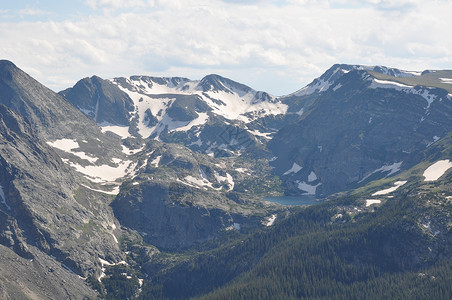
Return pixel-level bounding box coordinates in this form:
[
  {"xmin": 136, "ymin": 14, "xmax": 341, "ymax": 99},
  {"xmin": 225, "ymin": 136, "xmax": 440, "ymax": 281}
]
[
  {"xmin": 0, "ymin": 0, "xmax": 452, "ymax": 95},
  {"xmin": 85, "ymin": 0, "xmax": 148, "ymax": 10},
  {"xmin": 18, "ymin": 9, "xmax": 50, "ymax": 17}
]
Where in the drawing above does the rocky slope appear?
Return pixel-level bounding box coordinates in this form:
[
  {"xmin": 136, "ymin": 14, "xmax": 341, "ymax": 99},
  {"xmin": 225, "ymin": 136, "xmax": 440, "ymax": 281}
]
[
  {"xmin": 137, "ymin": 135, "xmax": 452, "ymax": 299},
  {"xmin": 1, "ymin": 59, "xmax": 451, "ymax": 298},
  {"xmin": 0, "ymin": 60, "xmax": 284, "ymax": 282},
  {"xmin": 0, "ymin": 244, "xmax": 96, "ymax": 299},
  {"xmin": 60, "ymin": 73, "xmax": 297, "ymax": 157},
  {"xmin": 62, "ymin": 64, "xmax": 452, "ymax": 198},
  {"xmin": 270, "ymin": 64, "xmax": 452, "ymax": 196},
  {"xmin": 0, "ymin": 61, "xmax": 127, "ymax": 277}
]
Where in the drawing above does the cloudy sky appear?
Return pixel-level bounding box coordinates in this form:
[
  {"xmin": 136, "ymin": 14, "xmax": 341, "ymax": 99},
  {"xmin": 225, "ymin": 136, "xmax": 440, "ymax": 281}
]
[{"xmin": 1, "ymin": 0, "xmax": 452, "ymax": 95}]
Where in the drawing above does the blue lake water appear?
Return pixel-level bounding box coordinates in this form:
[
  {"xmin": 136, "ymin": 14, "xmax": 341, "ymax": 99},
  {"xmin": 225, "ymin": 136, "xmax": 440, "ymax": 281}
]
[{"xmin": 264, "ymin": 195, "xmax": 321, "ymax": 206}]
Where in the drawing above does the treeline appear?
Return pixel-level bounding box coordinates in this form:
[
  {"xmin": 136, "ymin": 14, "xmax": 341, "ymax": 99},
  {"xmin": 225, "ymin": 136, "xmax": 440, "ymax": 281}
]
[
  {"xmin": 201, "ymin": 260, "xmax": 452, "ymax": 300},
  {"xmin": 96, "ymin": 191, "xmax": 452, "ymax": 299},
  {"xmin": 137, "ymin": 192, "xmax": 452, "ymax": 299}
]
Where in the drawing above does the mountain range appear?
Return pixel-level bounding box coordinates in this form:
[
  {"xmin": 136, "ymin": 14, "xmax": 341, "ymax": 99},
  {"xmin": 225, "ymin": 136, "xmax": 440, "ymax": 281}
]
[{"xmin": 0, "ymin": 59, "xmax": 451, "ymax": 299}]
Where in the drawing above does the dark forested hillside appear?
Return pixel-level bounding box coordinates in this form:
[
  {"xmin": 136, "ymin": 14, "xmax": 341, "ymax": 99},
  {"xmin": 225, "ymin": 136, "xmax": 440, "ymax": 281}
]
[{"xmin": 135, "ymin": 185, "xmax": 452, "ymax": 299}]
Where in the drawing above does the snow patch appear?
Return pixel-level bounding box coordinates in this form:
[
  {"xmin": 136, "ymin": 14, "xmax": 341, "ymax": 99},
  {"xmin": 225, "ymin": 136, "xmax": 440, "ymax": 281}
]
[
  {"xmin": 372, "ymin": 181, "xmax": 407, "ymax": 196},
  {"xmin": 202, "ymin": 89, "xmax": 287, "ymax": 122},
  {"xmin": 47, "ymin": 139, "xmax": 79, "ymax": 152},
  {"xmin": 366, "ymin": 199, "xmax": 381, "ymax": 207},
  {"xmin": 0, "ymin": 185, "xmax": 11, "ymax": 210},
  {"xmin": 370, "ymin": 79, "xmax": 438, "ymax": 109},
  {"xmin": 67, "ymin": 160, "xmax": 133, "ymax": 183},
  {"xmin": 189, "ymin": 138, "xmax": 203, "ymax": 147},
  {"xmin": 360, "ymin": 161, "xmax": 403, "ymax": 182},
  {"xmin": 100, "ymin": 124, "xmax": 131, "ymax": 139},
  {"xmin": 440, "ymin": 78, "xmax": 452, "ymax": 84},
  {"xmin": 291, "ymin": 78, "xmax": 333, "ymax": 97},
  {"xmin": 183, "ymin": 175, "xmax": 209, "ymax": 190},
  {"xmin": 225, "ymin": 173, "xmax": 235, "ymax": 191},
  {"xmin": 296, "ymin": 181, "xmax": 321, "ymax": 195},
  {"xmin": 247, "ymin": 129, "xmax": 273, "ymax": 139},
  {"xmin": 372, "ymin": 79, "xmax": 412, "ymax": 88},
  {"xmin": 423, "ymin": 160, "xmax": 452, "ymax": 181},
  {"xmin": 171, "ymin": 112, "xmax": 209, "ymax": 132},
  {"xmin": 62, "ymin": 263, "xmax": 76, "ymax": 275},
  {"xmin": 121, "ymin": 145, "xmax": 144, "ymax": 155},
  {"xmin": 115, "ymin": 82, "xmax": 175, "ymax": 138},
  {"xmin": 47, "ymin": 139, "xmax": 98, "ymax": 163},
  {"xmin": 233, "ymin": 222, "xmax": 240, "ymax": 230},
  {"xmin": 332, "ymin": 83, "xmax": 342, "ymax": 91},
  {"xmin": 401, "ymin": 70, "xmax": 422, "ymax": 76},
  {"xmin": 81, "ymin": 184, "xmax": 120, "ymax": 195},
  {"xmin": 264, "ymin": 214, "xmax": 277, "ymax": 227},
  {"xmin": 111, "ymin": 233, "xmax": 118, "ymax": 244},
  {"xmin": 283, "ymin": 163, "xmax": 303, "ymax": 175},
  {"xmin": 151, "ymin": 155, "xmax": 161, "ymax": 167},
  {"xmin": 296, "ymin": 108, "xmax": 304, "ymax": 116},
  {"xmin": 427, "ymin": 136, "xmax": 440, "ymax": 147},
  {"xmin": 308, "ymin": 171, "xmax": 318, "ymax": 182},
  {"xmin": 98, "ymin": 258, "xmax": 128, "ymax": 282}
]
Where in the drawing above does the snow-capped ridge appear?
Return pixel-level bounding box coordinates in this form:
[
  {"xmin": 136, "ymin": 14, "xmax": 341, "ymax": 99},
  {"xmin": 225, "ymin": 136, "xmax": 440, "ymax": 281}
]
[
  {"xmin": 112, "ymin": 76, "xmax": 194, "ymax": 95},
  {"xmin": 107, "ymin": 73, "xmax": 286, "ymax": 140},
  {"xmin": 286, "ymin": 64, "xmax": 371, "ymax": 97},
  {"xmin": 198, "ymin": 74, "xmax": 253, "ymax": 94},
  {"xmin": 285, "ymin": 64, "xmax": 427, "ymax": 98},
  {"xmin": 372, "ymin": 66, "xmax": 422, "ymax": 78}
]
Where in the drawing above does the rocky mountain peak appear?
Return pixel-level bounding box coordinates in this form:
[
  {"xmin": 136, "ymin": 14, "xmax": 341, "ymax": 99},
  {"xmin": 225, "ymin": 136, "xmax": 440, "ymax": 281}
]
[
  {"xmin": 59, "ymin": 75, "xmax": 134, "ymax": 126},
  {"xmin": 198, "ymin": 74, "xmax": 253, "ymax": 94},
  {"xmin": 0, "ymin": 60, "xmax": 19, "ymax": 80}
]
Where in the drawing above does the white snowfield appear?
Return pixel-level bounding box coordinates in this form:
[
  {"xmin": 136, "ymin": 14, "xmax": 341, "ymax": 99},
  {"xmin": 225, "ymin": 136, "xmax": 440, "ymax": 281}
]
[
  {"xmin": 265, "ymin": 214, "xmax": 277, "ymax": 227},
  {"xmin": 290, "ymin": 78, "xmax": 333, "ymax": 97},
  {"xmin": 371, "ymin": 79, "xmax": 412, "ymax": 88},
  {"xmin": 308, "ymin": 171, "xmax": 318, "ymax": 182},
  {"xmin": 81, "ymin": 184, "xmax": 119, "ymax": 196},
  {"xmin": 365, "ymin": 199, "xmax": 381, "ymax": 207},
  {"xmin": 47, "ymin": 139, "xmax": 98, "ymax": 163},
  {"xmin": 369, "ymin": 78, "xmax": 439, "ymax": 109},
  {"xmin": 288, "ymin": 67, "xmax": 351, "ymax": 97},
  {"xmin": 296, "ymin": 180, "xmax": 321, "ymax": 195},
  {"xmin": 440, "ymin": 78, "xmax": 452, "ymax": 84},
  {"xmin": 284, "ymin": 65, "xmax": 424, "ymax": 99},
  {"xmin": 427, "ymin": 136, "xmax": 440, "ymax": 147},
  {"xmin": 108, "ymin": 76, "xmax": 287, "ymax": 139},
  {"xmin": 359, "ymin": 161, "xmax": 402, "ymax": 183},
  {"xmin": 423, "ymin": 160, "xmax": 452, "ymax": 181},
  {"xmin": 100, "ymin": 123, "xmax": 131, "ymax": 139},
  {"xmin": 181, "ymin": 170, "xmax": 234, "ymax": 192},
  {"xmin": 47, "ymin": 138, "xmax": 138, "ymax": 191},
  {"xmin": 67, "ymin": 159, "xmax": 134, "ymax": 183},
  {"xmin": 283, "ymin": 163, "xmax": 302, "ymax": 175},
  {"xmin": 372, "ymin": 181, "xmax": 407, "ymax": 196}
]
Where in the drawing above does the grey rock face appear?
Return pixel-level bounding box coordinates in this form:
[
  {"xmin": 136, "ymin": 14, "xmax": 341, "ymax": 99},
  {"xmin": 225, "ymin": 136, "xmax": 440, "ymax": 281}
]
[
  {"xmin": 59, "ymin": 75, "xmax": 134, "ymax": 126},
  {"xmin": 166, "ymin": 94, "xmax": 210, "ymax": 122},
  {"xmin": 0, "ymin": 62, "xmax": 126, "ymax": 277},
  {"xmin": 0, "ymin": 60, "xmax": 100, "ymax": 140},
  {"xmin": 112, "ymin": 182, "xmax": 234, "ymax": 250},
  {"xmin": 0, "ymin": 244, "xmax": 96, "ymax": 299},
  {"xmin": 271, "ymin": 69, "xmax": 452, "ymax": 196},
  {"xmin": 111, "ymin": 139, "xmax": 283, "ymax": 250}
]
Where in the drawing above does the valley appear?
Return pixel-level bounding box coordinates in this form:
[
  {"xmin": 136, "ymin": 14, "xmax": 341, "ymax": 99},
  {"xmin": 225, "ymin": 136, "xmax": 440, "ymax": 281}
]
[{"xmin": 0, "ymin": 60, "xmax": 451, "ymax": 299}]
